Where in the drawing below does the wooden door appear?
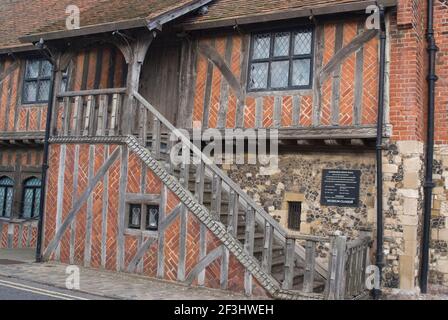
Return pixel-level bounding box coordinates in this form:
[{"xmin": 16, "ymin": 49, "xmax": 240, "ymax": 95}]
[{"xmin": 139, "ymin": 40, "xmax": 182, "ymax": 126}]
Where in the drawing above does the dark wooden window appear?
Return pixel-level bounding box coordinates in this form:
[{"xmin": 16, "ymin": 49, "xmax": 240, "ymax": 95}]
[
  {"xmin": 128, "ymin": 204, "xmax": 142, "ymax": 229},
  {"xmin": 0, "ymin": 176, "xmax": 14, "ymax": 218},
  {"xmin": 145, "ymin": 205, "xmax": 159, "ymax": 231},
  {"xmin": 22, "ymin": 59, "xmax": 53, "ymax": 104},
  {"xmin": 248, "ymin": 28, "xmax": 313, "ymax": 91},
  {"xmin": 288, "ymin": 201, "xmax": 302, "ymax": 231},
  {"xmin": 21, "ymin": 177, "xmax": 42, "ymax": 219},
  {"xmin": 128, "ymin": 203, "xmax": 159, "ymax": 231}
]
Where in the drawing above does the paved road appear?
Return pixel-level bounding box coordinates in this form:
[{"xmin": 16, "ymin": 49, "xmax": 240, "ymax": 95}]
[{"xmin": 0, "ymin": 275, "xmax": 109, "ymax": 300}]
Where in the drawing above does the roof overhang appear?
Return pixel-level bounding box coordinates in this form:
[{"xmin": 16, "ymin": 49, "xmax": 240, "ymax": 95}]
[
  {"xmin": 181, "ymin": 0, "xmax": 397, "ymax": 30},
  {"xmin": 19, "ymin": 0, "xmax": 213, "ymax": 45}
]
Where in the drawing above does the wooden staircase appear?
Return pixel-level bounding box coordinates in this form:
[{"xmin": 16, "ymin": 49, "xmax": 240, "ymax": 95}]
[
  {"xmin": 127, "ymin": 91, "xmax": 372, "ymax": 299},
  {"xmin": 167, "ymin": 164, "xmax": 327, "ymax": 293}
]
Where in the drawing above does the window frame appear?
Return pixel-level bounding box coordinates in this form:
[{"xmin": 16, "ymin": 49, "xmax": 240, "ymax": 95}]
[
  {"xmin": 126, "ymin": 203, "xmax": 160, "ymax": 232},
  {"xmin": 0, "ymin": 176, "xmax": 14, "ymax": 218},
  {"xmin": 287, "ymin": 201, "xmax": 302, "ymax": 231},
  {"xmin": 247, "ymin": 27, "xmax": 314, "ymax": 92},
  {"xmin": 21, "ymin": 177, "xmax": 42, "ymax": 219},
  {"xmin": 22, "ymin": 58, "xmax": 53, "ymax": 105}
]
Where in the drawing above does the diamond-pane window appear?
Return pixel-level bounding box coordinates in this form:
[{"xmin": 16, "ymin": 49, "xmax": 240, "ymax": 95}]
[
  {"xmin": 252, "ymin": 34, "xmax": 271, "ymax": 59},
  {"xmin": 23, "ymin": 59, "xmax": 53, "ymax": 104},
  {"xmin": 273, "ymin": 32, "xmax": 290, "ymax": 57},
  {"xmin": 21, "ymin": 177, "xmax": 41, "ymax": 219},
  {"xmin": 0, "ymin": 176, "xmax": 14, "ymax": 218},
  {"xmin": 292, "ymin": 59, "xmax": 311, "ymax": 86},
  {"xmin": 271, "ymin": 61, "xmax": 289, "ymax": 88},
  {"xmin": 248, "ymin": 28, "xmax": 313, "ymax": 91},
  {"xmin": 249, "ymin": 62, "xmax": 269, "ymax": 89},
  {"xmin": 294, "ymin": 30, "xmax": 313, "ymax": 55}
]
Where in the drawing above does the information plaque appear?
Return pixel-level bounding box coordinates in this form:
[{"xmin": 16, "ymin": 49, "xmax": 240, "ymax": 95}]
[{"xmin": 320, "ymin": 169, "xmax": 361, "ymax": 207}]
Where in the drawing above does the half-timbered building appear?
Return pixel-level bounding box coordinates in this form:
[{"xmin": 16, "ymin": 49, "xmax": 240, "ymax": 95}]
[{"xmin": 0, "ymin": 0, "xmax": 447, "ymax": 298}]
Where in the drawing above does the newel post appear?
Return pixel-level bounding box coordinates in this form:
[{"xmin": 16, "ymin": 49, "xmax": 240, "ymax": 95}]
[{"xmin": 326, "ymin": 234, "xmax": 347, "ymax": 300}]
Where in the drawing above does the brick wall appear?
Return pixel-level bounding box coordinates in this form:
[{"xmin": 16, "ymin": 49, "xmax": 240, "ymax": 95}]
[
  {"xmin": 43, "ymin": 143, "xmax": 270, "ymax": 297},
  {"xmin": 0, "ymin": 220, "xmax": 38, "ymax": 249}
]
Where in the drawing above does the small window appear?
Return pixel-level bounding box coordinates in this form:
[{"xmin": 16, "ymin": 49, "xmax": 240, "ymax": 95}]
[
  {"xmin": 146, "ymin": 205, "xmax": 159, "ymax": 231},
  {"xmin": 0, "ymin": 177, "xmax": 14, "ymax": 218},
  {"xmin": 127, "ymin": 203, "xmax": 159, "ymax": 231},
  {"xmin": 22, "ymin": 59, "xmax": 53, "ymax": 104},
  {"xmin": 248, "ymin": 28, "xmax": 313, "ymax": 91},
  {"xmin": 21, "ymin": 177, "xmax": 42, "ymax": 219},
  {"xmin": 288, "ymin": 201, "xmax": 302, "ymax": 231},
  {"xmin": 60, "ymin": 68, "xmax": 69, "ymax": 93},
  {"xmin": 128, "ymin": 204, "xmax": 143, "ymax": 229}
]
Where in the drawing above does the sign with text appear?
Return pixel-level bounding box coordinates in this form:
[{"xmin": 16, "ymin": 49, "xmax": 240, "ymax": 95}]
[{"xmin": 320, "ymin": 169, "xmax": 361, "ymax": 207}]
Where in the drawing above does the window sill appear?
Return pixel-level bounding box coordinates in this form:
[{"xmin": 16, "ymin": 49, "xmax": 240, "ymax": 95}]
[
  {"xmin": 0, "ymin": 217, "xmax": 38, "ymax": 224},
  {"xmin": 246, "ymin": 88, "xmax": 312, "ymax": 97},
  {"xmin": 124, "ymin": 228, "xmax": 158, "ymax": 238}
]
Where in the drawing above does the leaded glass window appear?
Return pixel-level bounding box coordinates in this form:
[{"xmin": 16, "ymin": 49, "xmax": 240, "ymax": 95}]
[
  {"xmin": 22, "ymin": 59, "xmax": 52, "ymax": 104},
  {"xmin": 0, "ymin": 177, "xmax": 14, "ymax": 218},
  {"xmin": 21, "ymin": 177, "xmax": 41, "ymax": 219},
  {"xmin": 248, "ymin": 28, "xmax": 313, "ymax": 91}
]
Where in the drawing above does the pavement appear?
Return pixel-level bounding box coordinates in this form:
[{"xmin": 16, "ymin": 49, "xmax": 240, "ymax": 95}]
[{"xmin": 0, "ymin": 248, "xmax": 255, "ymax": 300}]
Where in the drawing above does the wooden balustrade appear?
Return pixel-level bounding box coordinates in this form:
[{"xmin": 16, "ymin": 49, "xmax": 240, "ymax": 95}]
[{"xmin": 54, "ymin": 88, "xmax": 126, "ymax": 137}]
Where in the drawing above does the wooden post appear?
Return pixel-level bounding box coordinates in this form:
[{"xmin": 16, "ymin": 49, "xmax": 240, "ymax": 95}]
[
  {"xmin": 211, "ymin": 174, "xmax": 222, "ymax": 220},
  {"xmin": 282, "ymin": 236, "xmax": 295, "ymax": 290},
  {"xmin": 326, "ymin": 235, "xmax": 347, "ymax": 300},
  {"xmin": 122, "ymin": 35, "xmax": 153, "ymax": 135},
  {"xmin": 303, "ymin": 240, "xmax": 316, "ymax": 293},
  {"xmin": 261, "ymin": 221, "xmax": 273, "ymax": 273},
  {"xmin": 152, "ymin": 117, "xmax": 161, "ymax": 160},
  {"xmin": 244, "ymin": 207, "xmax": 255, "ymax": 296}
]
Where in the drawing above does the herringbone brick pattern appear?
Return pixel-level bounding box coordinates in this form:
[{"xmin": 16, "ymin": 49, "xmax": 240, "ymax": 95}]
[
  {"xmin": 244, "ymin": 97, "xmax": 256, "ymax": 128},
  {"xmin": 300, "ymin": 95, "xmax": 313, "ymax": 127},
  {"xmin": 105, "ymin": 145, "xmax": 120, "ymax": 271},
  {"xmin": 185, "ymin": 214, "xmax": 201, "ymax": 280},
  {"xmin": 1, "ymin": 224, "xmax": 7, "ymax": 248},
  {"xmin": 263, "ymin": 96, "xmax": 274, "ymax": 128},
  {"xmin": 6, "ymin": 67, "xmax": 18, "ymax": 131},
  {"xmin": 44, "ymin": 145, "xmax": 60, "ymax": 249},
  {"xmin": 339, "ymin": 22, "xmax": 358, "ymax": 126},
  {"xmin": 143, "ymin": 240, "xmax": 158, "ymax": 277},
  {"xmin": 226, "ymin": 35, "xmax": 242, "ymax": 128},
  {"xmin": 281, "ymin": 96, "xmax": 293, "ymax": 127},
  {"xmin": 146, "ymin": 169, "xmax": 162, "ymax": 194},
  {"xmin": 0, "ymin": 59, "xmax": 12, "ymax": 132},
  {"xmin": 320, "ymin": 77, "xmax": 333, "ymax": 126},
  {"xmin": 208, "ymin": 37, "xmax": 226, "ymax": 128},
  {"xmin": 12, "ymin": 224, "xmax": 19, "ymax": 248},
  {"xmin": 59, "ymin": 145, "xmax": 75, "ymax": 264},
  {"xmin": 362, "ymin": 37, "xmax": 379, "ymax": 125},
  {"xmin": 73, "ymin": 145, "xmax": 90, "ymax": 265},
  {"xmin": 323, "ymin": 24, "xmax": 336, "ymax": 66},
  {"xmin": 90, "ymin": 145, "xmax": 105, "ymax": 268},
  {"xmin": 192, "ymin": 51, "xmax": 208, "ymax": 125},
  {"xmin": 127, "ymin": 152, "xmax": 141, "ymax": 194}
]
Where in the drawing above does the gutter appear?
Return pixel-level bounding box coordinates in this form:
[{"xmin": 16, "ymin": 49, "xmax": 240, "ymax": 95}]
[
  {"xmin": 420, "ymin": 0, "xmax": 439, "ymax": 294},
  {"xmin": 374, "ymin": 5, "xmax": 387, "ymax": 299}
]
